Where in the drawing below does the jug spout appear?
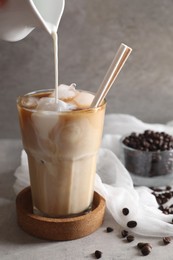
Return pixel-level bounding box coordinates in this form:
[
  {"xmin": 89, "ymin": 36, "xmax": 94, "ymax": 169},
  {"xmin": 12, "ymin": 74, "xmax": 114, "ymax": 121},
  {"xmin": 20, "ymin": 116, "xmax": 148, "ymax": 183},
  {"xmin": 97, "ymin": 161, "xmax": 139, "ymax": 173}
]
[
  {"xmin": 30, "ymin": 0, "xmax": 65, "ymax": 35},
  {"xmin": 0, "ymin": 0, "xmax": 65, "ymax": 42}
]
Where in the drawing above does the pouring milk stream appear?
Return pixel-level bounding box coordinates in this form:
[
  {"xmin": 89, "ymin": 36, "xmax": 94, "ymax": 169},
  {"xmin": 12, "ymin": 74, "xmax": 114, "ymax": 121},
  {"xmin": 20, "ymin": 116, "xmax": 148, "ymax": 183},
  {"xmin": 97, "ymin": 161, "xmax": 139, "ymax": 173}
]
[{"xmin": 0, "ymin": 0, "xmax": 65, "ymax": 100}]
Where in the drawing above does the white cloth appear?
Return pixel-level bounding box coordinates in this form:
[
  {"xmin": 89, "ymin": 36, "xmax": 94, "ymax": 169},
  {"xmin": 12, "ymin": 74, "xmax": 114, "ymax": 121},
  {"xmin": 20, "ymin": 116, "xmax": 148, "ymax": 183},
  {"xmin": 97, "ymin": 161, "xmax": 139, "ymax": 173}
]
[{"xmin": 14, "ymin": 114, "xmax": 173, "ymax": 237}]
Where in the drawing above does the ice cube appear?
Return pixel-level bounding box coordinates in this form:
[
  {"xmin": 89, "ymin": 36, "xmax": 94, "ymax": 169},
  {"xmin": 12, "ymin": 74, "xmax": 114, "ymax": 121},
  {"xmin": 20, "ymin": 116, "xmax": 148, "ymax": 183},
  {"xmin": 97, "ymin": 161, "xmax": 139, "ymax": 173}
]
[
  {"xmin": 37, "ymin": 97, "xmax": 76, "ymax": 112},
  {"xmin": 73, "ymin": 92, "xmax": 94, "ymax": 108},
  {"xmin": 21, "ymin": 96, "xmax": 38, "ymax": 109},
  {"xmin": 58, "ymin": 100, "xmax": 76, "ymax": 111},
  {"xmin": 57, "ymin": 83, "xmax": 79, "ymax": 100},
  {"xmin": 37, "ymin": 97, "xmax": 58, "ymax": 111}
]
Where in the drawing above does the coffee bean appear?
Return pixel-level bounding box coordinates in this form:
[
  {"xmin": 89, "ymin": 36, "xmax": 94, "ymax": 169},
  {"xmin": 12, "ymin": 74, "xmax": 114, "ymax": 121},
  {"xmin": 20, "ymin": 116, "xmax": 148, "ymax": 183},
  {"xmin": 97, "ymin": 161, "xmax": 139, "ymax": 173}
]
[
  {"xmin": 151, "ymin": 187, "xmax": 163, "ymax": 192},
  {"xmin": 158, "ymin": 205, "xmax": 164, "ymax": 211},
  {"xmin": 164, "ymin": 192, "xmax": 172, "ymax": 199},
  {"xmin": 122, "ymin": 208, "xmax": 129, "ymax": 216},
  {"xmin": 106, "ymin": 227, "xmax": 114, "ymax": 233},
  {"xmin": 123, "ymin": 130, "xmax": 173, "ymax": 152},
  {"xmin": 137, "ymin": 242, "xmax": 146, "ymax": 249},
  {"xmin": 163, "ymin": 237, "xmax": 171, "ymax": 245},
  {"xmin": 151, "ymin": 188, "xmax": 173, "ymax": 214},
  {"xmin": 145, "ymin": 243, "xmax": 152, "ymax": 250},
  {"xmin": 126, "ymin": 235, "xmax": 134, "ymax": 242},
  {"xmin": 141, "ymin": 244, "xmax": 152, "ymax": 256},
  {"xmin": 127, "ymin": 221, "xmax": 137, "ymax": 228},
  {"xmin": 121, "ymin": 230, "xmax": 128, "ymax": 237},
  {"xmin": 168, "ymin": 208, "xmax": 173, "ymax": 214},
  {"xmin": 163, "ymin": 209, "xmax": 169, "ymax": 215},
  {"xmin": 166, "ymin": 185, "xmax": 172, "ymax": 191},
  {"xmin": 137, "ymin": 242, "xmax": 152, "ymax": 250},
  {"xmin": 94, "ymin": 250, "xmax": 102, "ymax": 259},
  {"xmin": 122, "ymin": 130, "xmax": 173, "ymax": 177}
]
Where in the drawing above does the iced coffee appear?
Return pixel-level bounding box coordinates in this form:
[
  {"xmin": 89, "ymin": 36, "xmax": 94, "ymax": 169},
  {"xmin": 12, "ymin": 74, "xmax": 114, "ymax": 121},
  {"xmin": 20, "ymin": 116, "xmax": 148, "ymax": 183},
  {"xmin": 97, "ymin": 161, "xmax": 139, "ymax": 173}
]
[{"xmin": 17, "ymin": 84, "xmax": 106, "ymax": 217}]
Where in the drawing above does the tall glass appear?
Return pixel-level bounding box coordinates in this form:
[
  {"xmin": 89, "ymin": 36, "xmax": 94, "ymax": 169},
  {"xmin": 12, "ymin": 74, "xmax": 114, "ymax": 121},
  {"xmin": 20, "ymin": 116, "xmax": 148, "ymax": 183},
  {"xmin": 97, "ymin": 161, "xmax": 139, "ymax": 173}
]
[{"xmin": 17, "ymin": 89, "xmax": 106, "ymax": 218}]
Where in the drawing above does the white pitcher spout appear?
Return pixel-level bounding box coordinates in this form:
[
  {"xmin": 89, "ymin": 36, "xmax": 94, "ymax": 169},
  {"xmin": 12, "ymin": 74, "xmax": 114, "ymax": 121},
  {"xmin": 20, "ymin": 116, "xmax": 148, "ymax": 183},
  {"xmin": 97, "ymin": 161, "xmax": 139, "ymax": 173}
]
[{"xmin": 29, "ymin": 0, "xmax": 65, "ymax": 34}]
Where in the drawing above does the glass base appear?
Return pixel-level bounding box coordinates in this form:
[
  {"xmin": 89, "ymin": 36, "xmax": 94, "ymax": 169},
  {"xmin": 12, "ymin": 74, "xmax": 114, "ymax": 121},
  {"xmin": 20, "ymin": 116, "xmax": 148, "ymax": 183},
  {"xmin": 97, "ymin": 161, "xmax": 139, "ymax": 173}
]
[{"xmin": 33, "ymin": 204, "xmax": 93, "ymax": 219}]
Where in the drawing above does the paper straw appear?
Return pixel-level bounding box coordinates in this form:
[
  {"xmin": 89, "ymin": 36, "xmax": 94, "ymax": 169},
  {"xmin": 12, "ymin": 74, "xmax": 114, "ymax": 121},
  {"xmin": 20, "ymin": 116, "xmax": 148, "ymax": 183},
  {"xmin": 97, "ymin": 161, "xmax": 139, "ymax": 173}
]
[{"xmin": 91, "ymin": 43, "xmax": 132, "ymax": 108}]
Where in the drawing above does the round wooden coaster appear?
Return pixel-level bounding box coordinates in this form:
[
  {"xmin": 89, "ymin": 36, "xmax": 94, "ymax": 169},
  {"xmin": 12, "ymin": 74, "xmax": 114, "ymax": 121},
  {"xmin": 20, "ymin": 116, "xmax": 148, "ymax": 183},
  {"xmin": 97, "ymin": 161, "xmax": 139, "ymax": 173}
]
[{"xmin": 16, "ymin": 187, "xmax": 106, "ymax": 241}]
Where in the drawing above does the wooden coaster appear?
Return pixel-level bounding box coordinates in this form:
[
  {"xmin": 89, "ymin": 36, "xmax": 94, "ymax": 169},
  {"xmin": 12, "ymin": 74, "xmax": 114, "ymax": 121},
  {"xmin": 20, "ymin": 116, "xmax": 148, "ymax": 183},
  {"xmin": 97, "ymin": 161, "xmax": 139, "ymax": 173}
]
[{"xmin": 16, "ymin": 187, "xmax": 106, "ymax": 241}]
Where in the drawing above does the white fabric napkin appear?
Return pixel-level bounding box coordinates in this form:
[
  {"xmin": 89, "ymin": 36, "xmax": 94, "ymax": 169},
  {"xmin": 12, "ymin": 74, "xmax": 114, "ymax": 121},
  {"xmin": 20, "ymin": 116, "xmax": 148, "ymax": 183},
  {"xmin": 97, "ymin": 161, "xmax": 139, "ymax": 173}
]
[{"xmin": 14, "ymin": 114, "xmax": 173, "ymax": 237}]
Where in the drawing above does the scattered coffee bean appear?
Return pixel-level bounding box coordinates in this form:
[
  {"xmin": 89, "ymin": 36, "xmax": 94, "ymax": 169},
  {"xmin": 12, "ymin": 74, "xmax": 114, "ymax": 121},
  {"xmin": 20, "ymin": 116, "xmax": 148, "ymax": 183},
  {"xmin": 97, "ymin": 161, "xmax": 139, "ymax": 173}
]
[
  {"xmin": 151, "ymin": 187, "xmax": 164, "ymax": 192},
  {"xmin": 122, "ymin": 207, "xmax": 129, "ymax": 216},
  {"xmin": 137, "ymin": 242, "xmax": 146, "ymax": 249},
  {"xmin": 145, "ymin": 243, "xmax": 152, "ymax": 250},
  {"xmin": 151, "ymin": 187, "xmax": 173, "ymax": 215},
  {"xmin": 163, "ymin": 237, "xmax": 171, "ymax": 245},
  {"xmin": 158, "ymin": 205, "xmax": 164, "ymax": 211},
  {"xmin": 137, "ymin": 242, "xmax": 152, "ymax": 250},
  {"xmin": 141, "ymin": 244, "xmax": 152, "ymax": 256},
  {"xmin": 121, "ymin": 230, "xmax": 128, "ymax": 238},
  {"xmin": 126, "ymin": 235, "xmax": 135, "ymax": 242},
  {"xmin": 94, "ymin": 250, "xmax": 102, "ymax": 259},
  {"xmin": 127, "ymin": 220, "xmax": 137, "ymax": 228},
  {"xmin": 163, "ymin": 209, "xmax": 169, "ymax": 215},
  {"xmin": 106, "ymin": 227, "xmax": 114, "ymax": 233},
  {"xmin": 166, "ymin": 186, "xmax": 172, "ymax": 191},
  {"xmin": 155, "ymin": 193, "xmax": 170, "ymax": 205}
]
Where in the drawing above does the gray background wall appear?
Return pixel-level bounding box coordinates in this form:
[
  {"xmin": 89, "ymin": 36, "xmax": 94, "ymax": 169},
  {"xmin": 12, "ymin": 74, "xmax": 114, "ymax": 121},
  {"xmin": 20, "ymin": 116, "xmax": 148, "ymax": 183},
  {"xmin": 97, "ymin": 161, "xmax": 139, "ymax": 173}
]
[{"xmin": 1, "ymin": 0, "xmax": 173, "ymax": 138}]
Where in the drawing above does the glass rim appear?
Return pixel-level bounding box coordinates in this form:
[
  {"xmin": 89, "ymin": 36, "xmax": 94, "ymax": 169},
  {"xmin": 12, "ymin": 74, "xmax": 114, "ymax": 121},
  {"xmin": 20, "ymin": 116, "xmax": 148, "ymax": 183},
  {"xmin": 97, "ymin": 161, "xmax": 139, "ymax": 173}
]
[{"xmin": 17, "ymin": 88, "xmax": 106, "ymax": 113}]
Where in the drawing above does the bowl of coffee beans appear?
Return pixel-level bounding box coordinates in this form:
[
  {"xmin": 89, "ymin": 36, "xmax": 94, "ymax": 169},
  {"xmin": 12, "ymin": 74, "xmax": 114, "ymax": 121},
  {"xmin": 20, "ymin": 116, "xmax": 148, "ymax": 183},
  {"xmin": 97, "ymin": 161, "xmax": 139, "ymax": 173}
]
[{"xmin": 121, "ymin": 130, "xmax": 173, "ymax": 177}]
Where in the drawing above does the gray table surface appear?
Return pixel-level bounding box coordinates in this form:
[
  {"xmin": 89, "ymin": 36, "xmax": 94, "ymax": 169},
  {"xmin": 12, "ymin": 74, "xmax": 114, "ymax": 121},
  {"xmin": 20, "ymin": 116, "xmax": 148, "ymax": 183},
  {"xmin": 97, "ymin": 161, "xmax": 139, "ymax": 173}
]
[{"xmin": 1, "ymin": 139, "xmax": 173, "ymax": 260}]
